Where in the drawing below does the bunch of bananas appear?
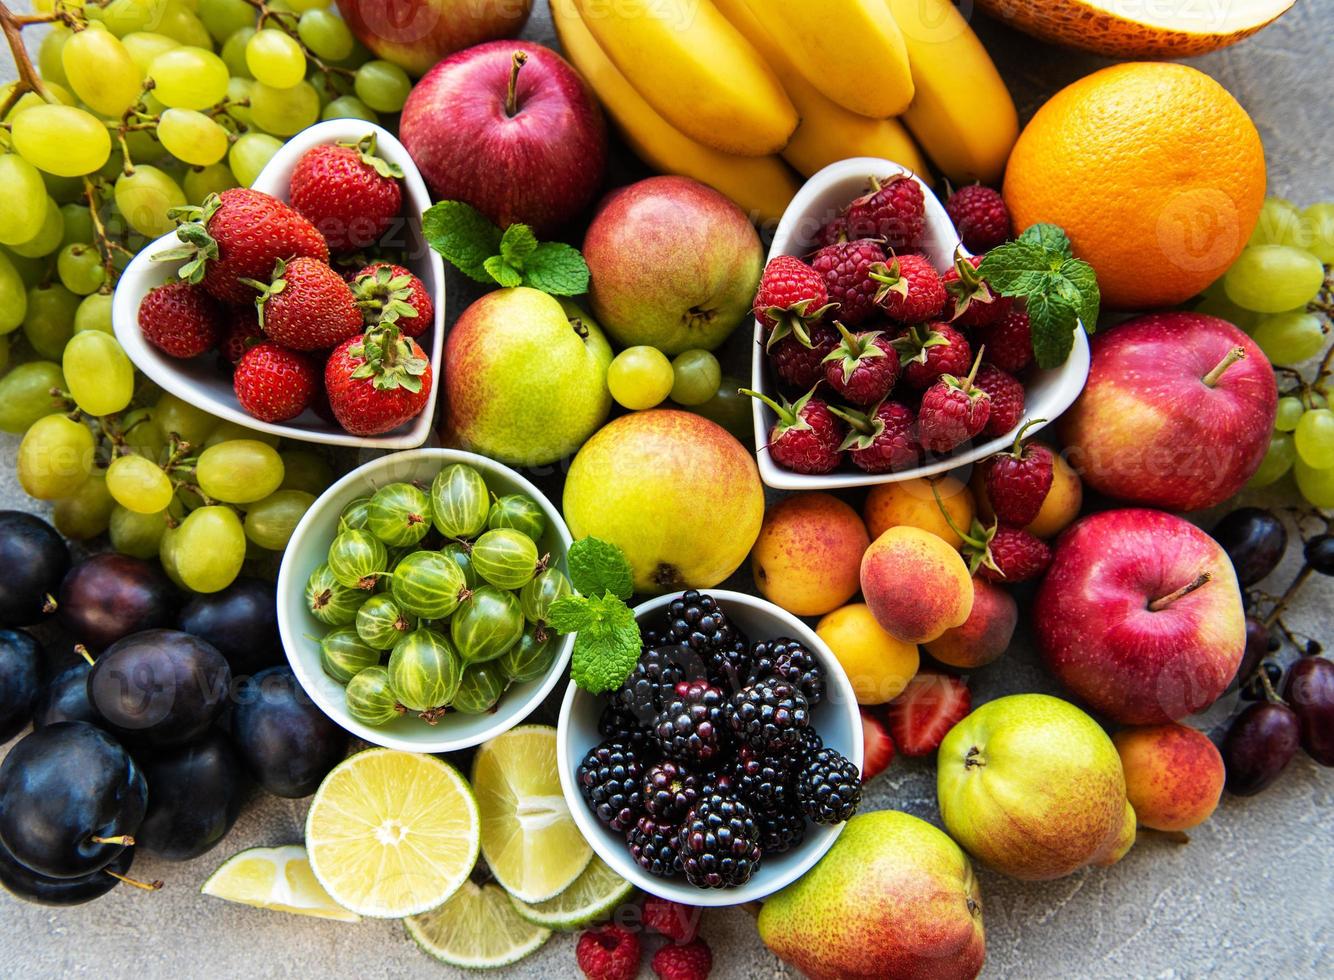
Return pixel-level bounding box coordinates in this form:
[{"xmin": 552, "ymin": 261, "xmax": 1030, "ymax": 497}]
[{"xmin": 551, "ymin": 0, "xmax": 1018, "ymax": 225}]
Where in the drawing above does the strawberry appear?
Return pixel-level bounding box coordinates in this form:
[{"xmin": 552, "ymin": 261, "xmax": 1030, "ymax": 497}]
[
  {"xmin": 918, "ymin": 353, "xmax": 991, "ymax": 454},
  {"xmin": 830, "ymin": 400, "xmax": 919, "ymax": 473},
  {"xmin": 945, "ymin": 184, "xmax": 1012, "ymax": 253},
  {"xmin": 324, "ymin": 325, "xmax": 433, "ymax": 436},
  {"xmin": 642, "ymin": 896, "xmax": 702, "ymax": 943},
  {"xmin": 942, "ymin": 251, "xmax": 1011, "ymax": 329},
  {"xmin": 869, "ymin": 253, "xmax": 947, "ymax": 324},
  {"xmin": 755, "ymin": 255, "xmax": 835, "ymax": 347},
  {"xmin": 893, "ymin": 323, "xmax": 972, "ymax": 391},
  {"xmin": 965, "ymin": 523, "xmax": 1053, "ymax": 583},
  {"xmin": 651, "ymin": 939, "xmax": 712, "ymax": 980},
  {"xmin": 289, "ymin": 134, "xmax": 404, "ymax": 252},
  {"xmin": 769, "ymin": 322, "xmax": 839, "ymax": 389},
  {"xmin": 352, "ymin": 262, "xmax": 433, "ymax": 337},
  {"xmin": 860, "ymin": 710, "xmax": 895, "ymax": 781},
  {"xmin": 248, "ymin": 256, "xmax": 364, "ymax": 352},
  {"xmin": 217, "ymin": 305, "xmax": 263, "ymax": 366},
  {"xmin": 983, "ymin": 421, "xmax": 1054, "ymax": 526},
  {"xmin": 844, "ymin": 174, "xmax": 925, "ymax": 250},
  {"xmin": 974, "ymin": 363, "xmax": 1026, "ymax": 438},
  {"xmin": 975, "ymin": 306, "xmax": 1033, "ymax": 373},
  {"xmin": 159, "ymin": 188, "xmax": 328, "ymax": 304},
  {"xmin": 808, "ymin": 238, "xmax": 886, "ymax": 326},
  {"xmin": 232, "ymin": 342, "xmax": 317, "ymax": 422},
  {"xmin": 576, "ymin": 924, "xmax": 640, "ymax": 980},
  {"xmin": 886, "ymin": 672, "xmax": 971, "ymax": 757},
  {"xmin": 138, "ymin": 279, "xmax": 223, "ymax": 359},
  {"xmin": 822, "ymin": 323, "xmax": 899, "ymax": 405},
  {"xmin": 743, "ymin": 387, "xmax": 844, "ymax": 474}
]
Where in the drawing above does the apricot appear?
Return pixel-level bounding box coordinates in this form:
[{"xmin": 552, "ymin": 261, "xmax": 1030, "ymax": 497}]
[
  {"xmin": 972, "ymin": 442, "xmax": 1082, "ymax": 539},
  {"xmin": 1112, "ymin": 724, "xmax": 1225, "ymax": 832},
  {"xmin": 864, "ymin": 476, "xmax": 974, "ymax": 549},
  {"xmin": 924, "ymin": 578, "xmax": 1017, "ymax": 669},
  {"xmin": 752, "ymin": 493, "xmax": 869, "ymax": 616},
  {"xmin": 817, "ymin": 603, "xmax": 920, "ymax": 704},
  {"xmin": 860, "ymin": 526, "xmax": 974, "ymax": 644}
]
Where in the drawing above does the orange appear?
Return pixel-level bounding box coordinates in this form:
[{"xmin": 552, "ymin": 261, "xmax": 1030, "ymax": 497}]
[{"xmin": 1003, "ymin": 63, "xmax": 1265, "ymax": 311}]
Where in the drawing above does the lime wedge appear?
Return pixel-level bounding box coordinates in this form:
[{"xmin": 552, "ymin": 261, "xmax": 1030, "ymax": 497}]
[
  {"xmin": 305, "ymin": 748, "xmax": 480, "ymax": 918},
  {"xmin": 405, "ymin": 880, "xmax": 552, "ymax": 969},
  {"xmin": 472, "ymin": 724, "xmax": 592, "ymax": 903},
  {"xmin": 201, "ymin": 845, "xmax": 360, "ymax": 922},
  {"xmin": 510, "ymin": 854, "xmax": 636, "ymax": 930}
]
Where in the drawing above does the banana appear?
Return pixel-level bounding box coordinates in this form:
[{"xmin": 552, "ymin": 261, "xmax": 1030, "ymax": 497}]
[
  {"xmin": 551, "ymin": 0, "xmax": 800, "ymax": 227},
  {"xmin": 712, "ymin": 0, "xmax": 930, "ymax": 180},
  {"xmin": 886, "ymin": 0, "xmax": 1019, "ymax": 185},
  {"xmin": 571, "ymin": 0, "xmax": 797, "ymax": 157},
  {"xmin": 740, "ymin": 0, "xmax": 914, "ymax": 118}
]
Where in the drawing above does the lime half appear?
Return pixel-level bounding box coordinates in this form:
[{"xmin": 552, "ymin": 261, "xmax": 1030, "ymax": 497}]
[
  {"xmin": 406, "ymin": 880, "xmax": 552, "ymax": 969},
  {"xmin": 510, "ymin": 854, "xmax": 635, "ymax": 930},
  {"xmin": 472, "ymin": 724, "xmax": 592, "ymax": 903},
  {"xmin": 201, "ymin": 845, "xmax": 359, "ymax": 922},
  {"xmin": 305, "ymin": 748, "xmax": 480, "ymax": 918}
]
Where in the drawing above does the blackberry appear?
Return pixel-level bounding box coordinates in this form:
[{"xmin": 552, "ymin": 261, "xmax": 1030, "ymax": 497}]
[
  {"xmin": 731, "ymin": 743, "xmax": 793, "ymax": 811},
  {"xmin": 677, "ymin": 793, "xmax": 763, "ymax": 889},
  {"xmin": 577, "ymin": 740, "xmax": 644, "ymax": 833},
  {"xmin": 653, "ymin": 680, "xmax": 730, "ymax": 765},
  {"xmin": 597, "ymin": 702, "xmax": 647, "ymax": 746},
  {"xmin": 755, "ymin": 805, "xmax": 807, "ymax": 855},
  {"xmin": 728, "ymin": 678, "xmax": 809, "ymax": 753},
  {"xmin": 748, "ymin": 638, "xmax": 826, "ymax": 706},
  {"xmin": 642, "ymin": 760, "xmax": 702, "ymax": 823},
  {"xmin": 664, "ymin": 591, "xmax": 751, "ymax": 691},
  {"xmin": 796, "ymin": 746, "xmax": 862, "ymax": 825},
  {"xmin": 627, "ymin": 816, "xmax": 681, "ymax": 878},
  {"xmin": 613, "ymin": 643, "xmax": 693, "ymax": 724}
]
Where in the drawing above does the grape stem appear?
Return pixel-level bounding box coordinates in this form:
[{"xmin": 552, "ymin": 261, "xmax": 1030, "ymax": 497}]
[
  {"xmin": 240, "ymin": 0, "xmax": 355, "ymax": 81},
  {"xmin": 82, "ymin": 178, "xmax": 134, "ymax": 286},
  {"xmin": 0, "ymin": 1, "xmax": 59, "ymax": 105},
  {"xmin": 1263, "ymin": 564, "xmax": 1313, "ymax": 629}
]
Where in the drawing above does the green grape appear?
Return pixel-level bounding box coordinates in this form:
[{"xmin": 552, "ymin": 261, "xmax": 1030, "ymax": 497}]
[
  {"xmin": 53, "ymin": 470, "xmax": 115, "ymax": 541},
  {"xmin": 63, "ymin": 28, "xmax": 143, "ymax": 118},
  {"xmin": 149, "ymin": 46, "xmax": 230, "ymax": 110},
  {"xmin": 497, "ymin": 624, "xmax": 557, "ymax": 684},
  {"xmin": 306, "ymin": 563, "xmax": 361, "ymax": 625},
  {"xmin": 0, "ymin": 334, "xmax": 7, "ymax": 375},
  {"xmin": 198, "ymin": 0, "xmax": 257, "ymax": 43},
  {"xmin": 344, "ymin": 666, "xmax": 403, "ymax": 727},
  {"xmin": 114, "ymin": 165, "xmax": 188, "ymax": 238},
  {"xmin": 451, "ymin": 586, "xmax": 524, "ymax": 664},
  {"xmin": 204, "ymin": 421, "xmax": 280, "ymax": 447},
  {"xmin": 355, "ymin": 594, "xmax": 416, "ymax": 650},
  {"xmin": 173, "ymin": 505, "xmax": 247, "ymax": 593},
  {"xmin": 98, "ymin": 0, "xmax": 166, "ymax": 36},
  {"xmin": 288, "ymin": 0, "xmax": 334, "ymax": 11},
  {"xmin": 2, "ymin": 247, "xmax": 48, "ymax": 289},
  {"xmin": 18, "ymin": 413, "xmax": 95, "ymax": 500},
  {"xmin": 471, "ymin": 528, "xmax": 539, "ymax": 590},
  {"xmin": 0, "ymin": 155, "xmax": 50, "ymax": 246},
  {"xmin": 63, "ymin": 330, "xmax": 133, "ymax": 415},
  {"xmin": 243, "ymin": 488, "xmax": 315, "ymax": 550},
  {"xmin": 451, "ymin": 664, "xmax": 506, "ymax": 715},
  {"xmin": 367, "ymin": 482, "xmax": 433, "ymax": 547},
  {"xmin": 73, "ymin": 293, "xmax": 114, "ymax": 335},
  {"xmin": 1251, "ymin": 311, "xmax": 1326, "ymax": 366},
  {"xmin": 0, "ymin": 362, "xmax": 66, "ymax": 433},
  {"xmin": 120, "ymin": 31, "xmax": 180, "ymax": 73},
  {"xmin": 519, "ymin": 568, "xmax": 572, "ymax": 624},
  {"xmin": 0, "ymin": 252, "xmax": 25, "ymax": 333},
  {"xmin": 22, "ymin": 283, "xmax": 79, "ymax": 359},
  {"xmin": 59, "ymin": 204, "xmax": 95, "ymax": 250},
  {"xmin": 1294, "ymin": 408, "xmax": 1334, "ymax": 469},
  {"xmin": 1247, "ymin": 431, "xmax": 1296, "ymax": 488},
  {"xmin": 339, "ymin": 495, "xmax": 372, "ymax": 531},
  {"xmin": 41, "ymin": 170, "xmax": 86, "ymax": 206},
  {"xmin": 388, "ymin": 628, "xmax": 462, "ymax": 715},
  {"xmin": 224, "ymin": 75, "xmax": 255, "ymax": 128},
  {"xmin": 12, "ymin": 104, "xmax": 113, "ymax": 180},
  {"xmin": 56, "ymin": 243, "xmax": 106, "ymax": 296},
  {"xmin": 319, "ymin": 627, "xmax": 379, "ymax": 684},
  {"xmin": 158, "ymin": 108, "xmax": 230, "ymax": 166},
  {"xmin": 1223, "ymin": 245, "xmax": 1325, "ymax": 314},
  {"xmin": 487, "ymin": 494, "xmax": 547, "ymax": 541},
  {"xmin": 440, "ymin": 541, "xmax": 478, "ymax": 589},
  {"xmin": 109, "ymin": 505, "xmax": 168, "ymax": 558},
  {"xmin": 1294, "ymin": 457, "xmax": 1334, "ymax": 508},
  {"xmin": 154, "ymin": 3, "xmax": 214, "ymax": 48},
  {"xmin": 609, "ymin": 345, "xmax": 673, "ymax": 410},
  {"xmin": 670, "ymin": 349, "xmax": 722, "ymax": 406},
  {"xmin": 246, "ymin": 28, "xmax": 307, "ymax": 88},
  {"xmin": 158, "ymin": 523, "xmax": 186, "ymax": 589},
  {"xmin": 220, "ymin": 26, "xmax": 256, "ymax": 78},
  {"xmin": 321, "ymin": 95, "xmax": 377, "ymax": 124},
  {"xmin": 120, "ymin": 407, "xmax": 165, "ymax": 460},
  {"xmin": 229, "ymin": 132, "xmax": 283, "ymax": 187},
  {"xmin": 196, "ymin": 438, "xmax": 285, "ymax": 503},
  {"xmin": 38, "ymin": 27, "xmax": 71, "ymax": 86},
  {"xmin": 249, "ymin": 80, "xmax": 320, "ymax": 136},
  {"xmin": 279, "ymin": 448, "xmax": 333, "ymax": 495},
  {"xmin": 9, "ymin": 198, "xmax": 63, "ymax": 259},
  {"xmin": 1302, "ymin": 202, "xmax": 1334, "ymax": 264},
  {"xmin": 183, "ymin": 161, "xmax": 239, "ymax": 204},
  {"xmin": 297, "ymin": 8, "xmax": 353, "ymax": 60},
  {"xmin": 1248, "ymin": 198, "xmax": 1304, "ymax": 247},
  {"xmin": 328, "ymin": 528, "xmax": 389, "ymax": 590},
  {"xmin": 431, "ymin": 463, "xmax": 491, "ymax": 538},
  {"xmin": 1275, "ymin": 397, "xmax": 1305, "ymax": 433},
  {"xmin": 155, "ymin": 391, "xmax": 219, "ymax": 445},
  {"xmin": 106, "ymin": 453, "xmax": 174, "ymax": 513},
  {"xmin": 390, "ymin": 550, "xmax": 466, "ymax": 620},
  {"xmin": 354, "ymin": 60, "xmax": 411, "ymax": 113},
  {"xmin": 121, "ymin": 127, "xmax": 164, "ymax": 165}
]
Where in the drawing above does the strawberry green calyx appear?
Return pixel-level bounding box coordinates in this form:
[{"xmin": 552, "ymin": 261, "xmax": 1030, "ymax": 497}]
[
  {"xmin": 240, "ymin": 257, "xmax": 291, "ymax": 330},
  {"xmin": 740, "ymin": 387, "xmax": 816, "ymax": 435},
  {"xmin": 353, "ymin": 266, "xmax": 420, "ymax": 327},
  {"xmin": 340, "ymin": 132, "xmax": 405, "ymax": 181},
  {"xmin": 351, "ymin": 324, "xmax": 429, "ymax": 393},
  {"xmin": 152, "ymin": 193, "xmax": 225, "ymax": 284},
  {"xmin": 890, "ymin": 323, "xmax": 950, "ymax": 367},
  {"xmin": 822, "ymin": 321, "xmax": 887, "ymax": 384}
]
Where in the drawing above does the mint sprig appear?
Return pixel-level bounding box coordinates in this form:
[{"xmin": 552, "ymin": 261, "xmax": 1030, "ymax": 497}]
[
  {"xmin": 978, "ymin": 223, "xmax": 1100, "ymax": 369},
  {"xmin": 547, "ymin": 538, "xmax": 641, "ymax": 694},
  {"xmin": 421, "ymin": 201, "xmax": 589, "ymax": 296}
]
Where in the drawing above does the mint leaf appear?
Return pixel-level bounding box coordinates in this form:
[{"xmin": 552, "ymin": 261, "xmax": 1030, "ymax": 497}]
[
  {"xmin": 523, "ymin": 241, "xmax": 590, "ymax": 296},
  {"xmin": 1026, "ymin": 289, "xmax": 1080, "ymax": 369},
  {"xmin": 567, "ymin": 594, "xmax": 641, "ymax": 694},
  {"xmin": 567, "ymin": 537, "xmax": 634, "ymax": 601},
  {"xmin": 546, "ymin": 595, "xmax": 593, "ymax": 634},
  {"xmin": 483, "ymin": 254, "xmax": 523, "ymax": 288},
  {"xmin": 1058, "ymin": 257, "xmax": 1100, "ymax": 334},
  {"xmin": 499, "ymin": 224, "xmax": 538, "ymax": 269},
  {"xmin": 422, "ymin": 201, "xmax": 501, "ymax": 284},
  {"xmin": 1018, "ymin": 223, "xmax": 1073, "ymax": 258},
  {"xmin": 977, "ymin": 241, "xmax": 1053, "ymax": 290}
]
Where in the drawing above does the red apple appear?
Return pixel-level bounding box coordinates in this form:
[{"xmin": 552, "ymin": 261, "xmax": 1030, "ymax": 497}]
[
  {"xmin": 400, "ymin": 40, "xmax": 606, "ymax": 236},
  {"xmin": 336, "ymin": 0, "xmax": 533, "ymax": 77},
  {"xmin": 1059, "ymin": 312, "xmax": 1277, "ymax": 512},
  {"xmin": 1035, "ymin": 508, "xmax": 1246, "ymax": 725}
]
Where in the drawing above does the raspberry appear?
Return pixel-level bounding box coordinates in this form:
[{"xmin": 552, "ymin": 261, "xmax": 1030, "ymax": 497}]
[
  {"xmin": 821, "ymin": 324, "xmax": 899, "ymax": 405},
  {"xmin": 975, "ymin": 525, "xmax": 1053, "ymax": 583},
  {"xmin": 942, "ymin": 252, "xmax": 1011, "ymax": 329},
  {"xmin": 744, "ymin": 387, "xmax": 844, "ymax": 475},
  {"xmin": 945, "ymin": 184, "xmax": 1012, "ymax": 253},
  {"xmin": 831, "ymin": 400, "xmax": 920, "ymax": 474},
  {"xmin": 815, "ymin": 214, "xmax": 848, "ymax": 247},
  {"xmin": 984, "ymin": 429, "xmax": 1055, "ymax": 526},
  {"xmin": 974, "ymin": 364, "xmax": 1026, "ymax": 438},
  {"xmin": 754, "ymin": 255, "xmax": 833, "ymax": 346},
  {"xmin": 138, "ymin": 279, "xmax": 222, "ymax": 359},
  {"xmin": 651, "ymin": 939, "xmax": 713, "ymax": 980},
  {"xmin": 808, "ymin": 238, "xmax": 886, "ymax": 326},
  {"xmin": 893, "ymin": 323, "xmax": 972, "ymax": 390},
  {"xmin": 576, "ymin": 924, "xmax": 641, "ymax": 980},
  {"xmin": 845, "ymin": 175, "xmax": 925, "ymax": 250},
  {"xmin": 769, "ymin": 322, "xmax": 839, "ymax": 389},
  {"xmin": 918, "ymin": 360, "xmax": 991, "ymax": 454},
  {"xmin": 641, "ymin": 896, "xmax": 701, "ymax": 943},
  {"xmin": 869, "ymin": 254, "xmax": 947, "ymax": 323},
  {"xmin": 976, "ymin": 306, "xmax": 1033, "ymax": 374}
]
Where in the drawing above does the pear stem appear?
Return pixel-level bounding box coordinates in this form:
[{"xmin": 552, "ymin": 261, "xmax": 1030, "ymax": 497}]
[
  {"xmin": 1148, "ymin": 572, "xmax": 1212, "ymax": 611},
  {"xmin": 505, "ymin": 51, "xmax": 528, "ymax": 118},
  {"xmin": 1202, "ymin": 346, "xmax": 1246, "ymax": 387}
]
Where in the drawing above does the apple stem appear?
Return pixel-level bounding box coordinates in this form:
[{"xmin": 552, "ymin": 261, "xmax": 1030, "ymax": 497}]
[
  {"xmin": 1202, "ymin": 346, "xmax": 1246, "ymax": 387},
  {"xmin": 1148, "ymin": 572, "xmax": 1212, "ymax": 611},
  {"xmin": 505, "ymin": 50, "xmax": 528, "ymax": 118}
]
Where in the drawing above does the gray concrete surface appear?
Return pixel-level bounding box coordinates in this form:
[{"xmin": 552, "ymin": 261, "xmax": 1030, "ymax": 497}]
[{"xmin": 1, "ymin": 1, "xmax": 1332, "ymax": 977}]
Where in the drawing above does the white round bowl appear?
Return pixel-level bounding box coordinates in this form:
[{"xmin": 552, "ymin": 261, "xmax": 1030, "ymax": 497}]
[
  {"xmin": 750, "ymin": 156, "xmax": 1090, "ymax": 490},
  {"xmin": 276, "ymin": 448, "xmax": 574, "ymax": 752},
  {"xmin": 112, "ymin": 119, "xmax": 446, "ymax": 449},
  {"xmin": 557, "ymin": 590, "xmax": 863, "ymax": 907}
]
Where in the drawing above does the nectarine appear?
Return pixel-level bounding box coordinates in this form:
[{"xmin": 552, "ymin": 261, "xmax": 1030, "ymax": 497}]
[
  {"xmin": 861, "ymin": 526, "xmax": 973, "ymax": 644},
  {"xmin": 1113, "ymin": 724, "xmax": 1225, "ymax": 831},
  {"xmin": 924, "ymin": 578, "xmax": 1017, "ymax": 669},
  {"xmin": 752, "ymin": 494, "xmax": 869, "ymax": 617}
]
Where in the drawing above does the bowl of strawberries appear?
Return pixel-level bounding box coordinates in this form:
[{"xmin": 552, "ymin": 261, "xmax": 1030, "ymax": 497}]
[
  {"xmin": 113, "ymin": 119, "xmax": 446, "ymax": 449},
  {"xmin": 747, "ymin": 157, "xmax": 1091, "ymax": 490}
]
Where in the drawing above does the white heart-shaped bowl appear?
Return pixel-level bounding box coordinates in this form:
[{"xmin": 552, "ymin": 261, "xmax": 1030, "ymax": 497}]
[
  {"xmin": 112, "ymin": 119, "xmax": 446, "ymax": 449},
  {"xmin": 276, "ymin": 448, "xmax": 574, "ymax": 753},
  {"xmin": 557, "ymin": 590, "xmax": 863, "ymax": 907},
  {"xmin": 750, "ymin": 157, "xmax": 1090, "ymax": 490}
]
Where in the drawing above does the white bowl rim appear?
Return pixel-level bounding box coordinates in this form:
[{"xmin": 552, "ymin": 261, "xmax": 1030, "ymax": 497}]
[
  {"xmin": 276, "ymin": 447, "xmax": 575, "ymax": 753},
  {"xmin": 556, "ymin": 589, "xmax": 863, "ymax": 907}
]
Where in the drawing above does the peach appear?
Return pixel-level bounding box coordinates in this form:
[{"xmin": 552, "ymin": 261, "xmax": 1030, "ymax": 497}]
[
  {"xmin": 972, "ymin": 441, "xmax": 1082, "ymax": 539},
  {"xmin": 1113, "ymin": 723, "xmax": 1225, "ymax": 831},
  {"xmin": 817, "ymin": 603, "xmax": 920, "ymax": 704},
  {"xmin": 864, "ymin": 476, "xmax": 974, "ymax": 549},
  {"xmin": 861, "ymin": 526, "xmax": 974, "ymax": 644},
  {"xmin": 924, "ymin": 578, "xmax": 1017, "ymax": 669},
  {"xmin": 752, "ymin": 493, "xmax": 869, "ymax": 617}
]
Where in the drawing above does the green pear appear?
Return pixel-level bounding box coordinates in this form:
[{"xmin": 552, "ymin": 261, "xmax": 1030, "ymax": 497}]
[
  {"xmin": 758, "ymin": 810, "xmax": 985, "ymax": 980},
  {"xmin": 938, "ymin": 693, "xmax": 1128, "ymax": 881}
]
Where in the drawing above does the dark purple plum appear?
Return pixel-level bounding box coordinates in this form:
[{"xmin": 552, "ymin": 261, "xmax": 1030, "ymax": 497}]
[
  {"xmin": 177, "ymin": 578, "xmax": 282, "ymax": 676},
  {"xmin": 0, "ymin": 841, "xmax": 137, "ymax": 907},
  {"xmin": 58, "ymin": 554, "xmax": 175, "ymax": 650},
  {"xmin": 1223, "ymin": 702, "xmax": 1301, "ymax": 796},
  {"xmin": 1306, "ymin": 535, "xmax": 1334, "ymax": 577},
  {"xmin": 0, "ymin": 629, "xmax": 41, "ymax": 742},
  {"xmin": 32, "ymin": 661, "xmax": 102, "ymax": 729},
  {"xmin": 0, "ymin": 511, "xmax": 68, "ymax": 628},
  {"xmin": 1284, "ymin": 656, "xmax": 1334, "ymax": 766},
  {"xmin": 1212, "ymin": 507, "xmax": 1286, "ymax": 586},
  {"xmin": 230, "ymin": 666, "xmax": 348, "ymax": 798},
  {"xmin": 137, "ymin": 729, "xmax": 247, "ymax": 861}
]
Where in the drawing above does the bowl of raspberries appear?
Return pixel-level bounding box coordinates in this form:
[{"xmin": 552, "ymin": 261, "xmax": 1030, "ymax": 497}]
[
  {"xmin": 558, "ymin": 589, "xmax": 864, "ymax": 906},
  {"xmin": 113, "ymin": 119, "xmax": 445, "ymax": 449},
  {"xmin": 747, "ymin": 157, "xmax": 1090, "ymax": 489}
]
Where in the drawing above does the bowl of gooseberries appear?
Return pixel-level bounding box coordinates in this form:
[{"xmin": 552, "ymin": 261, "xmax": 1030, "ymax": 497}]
[{"xmin": 276, "ymin": 449, "xmax": 574, "ymax": 752}]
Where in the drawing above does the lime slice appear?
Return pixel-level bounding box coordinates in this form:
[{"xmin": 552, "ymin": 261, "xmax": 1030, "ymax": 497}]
[
  {"xmin": 305, "ymin": 748, "xmax": 480, "ymax": 918},
  {"xmin": 510, "ymin": 854, "xmax": 636, "ymax": 930},
  {"xmin": 405, "ymin": 880, "xmax": 551, "ymax": 969},
  {"xmin": 472, "ymin": 724, "xmax": 592, "ymax": 903},
  {"xmin": 201, "ymin": 845, "xmax": 360, "ymax": 922}
]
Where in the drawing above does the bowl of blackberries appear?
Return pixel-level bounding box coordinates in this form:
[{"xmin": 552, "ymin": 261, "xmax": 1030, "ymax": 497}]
[{"xmin": 557, "ymin": 589, "xmax": 864, "ymax": 906}]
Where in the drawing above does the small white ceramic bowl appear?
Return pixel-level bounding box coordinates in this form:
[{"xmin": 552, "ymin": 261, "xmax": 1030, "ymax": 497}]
[
  {"xmin": 557, "ymin": 590, "xmax": 863, "ymax": 907},
  {"xmin": 276, "ymin": 448, "xmax": 574, "ymax": 753},
  {"xmin": 113, "ymin": 120, "xmax": 446, "ymax": 449},
  {"xmin": 750, "ymin": 157, "xmax": 1090, "ymax": 490}
]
